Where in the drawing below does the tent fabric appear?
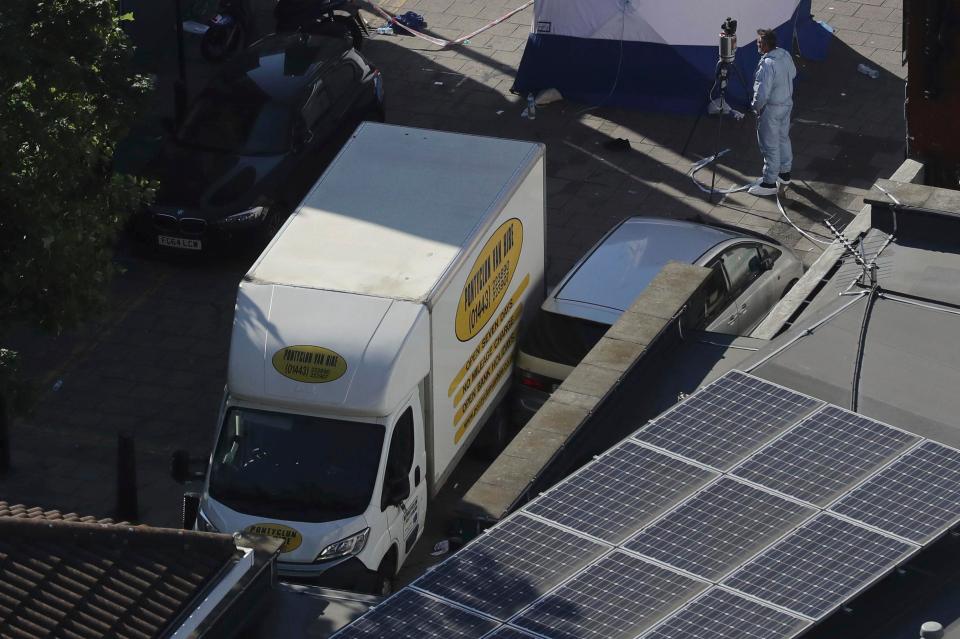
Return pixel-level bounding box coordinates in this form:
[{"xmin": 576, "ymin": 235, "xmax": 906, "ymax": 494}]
[{"xmin": 513, "ymin": 0, "xmax": 827, "ymax": 113}]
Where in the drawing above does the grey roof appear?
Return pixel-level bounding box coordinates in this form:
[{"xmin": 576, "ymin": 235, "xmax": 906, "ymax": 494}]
[
  {"xmin": 746, "ymin": 292, "xmax": 960, "ymax": 448},
  {"xmin": 741, "ymin": 183, "xmax": 960, "ymax": 449}
]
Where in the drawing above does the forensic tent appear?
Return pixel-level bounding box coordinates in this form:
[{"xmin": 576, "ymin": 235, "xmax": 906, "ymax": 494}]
[{"xmin": 512, "ymin": 0, "xmax": 830, "ymax": 113}]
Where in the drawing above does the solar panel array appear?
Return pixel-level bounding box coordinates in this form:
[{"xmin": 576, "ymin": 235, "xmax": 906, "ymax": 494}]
[
  {"xmin": 624, "ymin": 477, "xmax": 816, "ymax": 581},
  {"xmin": 731, "ymin": 406, "xmax": 920, "ymax": 506},
  {"xmin": 333, "ymin": 370, "xmax": 960, "ymax": 639},
  {"xmin": 525, "ymin": 441, "xmax": 716, "ymax": 543},
  {"xmin": 634, "ymin": 370, "xmax": 822, "ymax": 470}
]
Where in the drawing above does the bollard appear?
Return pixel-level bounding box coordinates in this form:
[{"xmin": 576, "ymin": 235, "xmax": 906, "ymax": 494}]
[
  {"xmin": 116, "ymin": 433, "xmax": 139, "ymax": 522},
  {"xmin": 921, "ymin": 621, "xmax": 944, "ymax": 639}
]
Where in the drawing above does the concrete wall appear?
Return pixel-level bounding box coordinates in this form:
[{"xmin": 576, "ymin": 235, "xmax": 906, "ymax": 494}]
[{"xmin": 456, "ymin": 261, "xmax": 712, "ymax": 531}]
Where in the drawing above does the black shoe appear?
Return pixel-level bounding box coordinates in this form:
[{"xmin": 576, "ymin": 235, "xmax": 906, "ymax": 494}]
[{"xmin": 777, "ymin": 172, "xmax": 792, "ymax": 185}]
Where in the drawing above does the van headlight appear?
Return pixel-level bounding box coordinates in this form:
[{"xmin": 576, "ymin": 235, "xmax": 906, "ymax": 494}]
[{"xmin": 316, "ymin": 528, "xmax": 369, "ymax": 562}]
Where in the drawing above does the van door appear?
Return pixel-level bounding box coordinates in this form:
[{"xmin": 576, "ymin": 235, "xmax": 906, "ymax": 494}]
[{"xmin": 381, "ymin": 402, "xmax": 428, "ymax": 570}]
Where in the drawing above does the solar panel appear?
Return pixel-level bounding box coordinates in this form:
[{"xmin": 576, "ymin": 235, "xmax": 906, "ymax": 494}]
[
  {"xmin": 640, "ymin": 588, "xmax": 810, "ymax": 639},
  {"xmin": 723, "ymin": 514, "xmax": 917, "ymax": 619},
  {"xmin": 414, "ymin": 514, "xmax": 608, "ymax": 621},
  {"xmin": 625, "ymin": 478, "xmax": 815, "ymax": 581},
  {"xmin": 331, "ymin": 589, "xmax": 497, "ymax": 639},
  {"xmin": 511, "ymin": 551, "xmax": 707, "ymax": 639},
  {"xmin": 483, "ymin": 628, "xmax": 539, "ymax": 639},
  {"xmin": 732, "ymin": 406, "xmax": 920, "ymax": 506},
  {"xmin": 634, "ymin": 370, "xmax": 822, "ymax": 470},
  {"xmin": 525, "ymin": 441, "xmax": 716, "ymax": 543},
  {"xmin": 831, "ymin": 441, "xmax": 960, "ymax": 543}
]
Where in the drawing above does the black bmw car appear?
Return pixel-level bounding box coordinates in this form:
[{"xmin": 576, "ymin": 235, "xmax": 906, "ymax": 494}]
[{"xmin": 135, "ymin": 32, "xmax": 384, "ymax": 252}]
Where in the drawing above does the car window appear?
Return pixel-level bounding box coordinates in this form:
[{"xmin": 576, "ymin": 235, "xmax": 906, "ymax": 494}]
[
  {"xmin": 178, "ymin": 85, "xmax": 294, "ymax": 155},
  {"xmin": 760, "ymin": 244, "xmax": 782, "ymax": 263},
  {"xmin": 719, "ymin": 245, "xmax": 763, "ymax": 297},
  {"xmin": 702, "ymin": 264, "xmax": 730, "ymax": 324},
  {"xmin": 303, "ymin": 85, "xmax": 333, "ymax": 129},
  {"xmin": 326, "ymin": 62, "xmax": 357, "ymax": 98},
  {"xmin": 520, "ymin": 310, "xmax": 609, "ymax": 367}
]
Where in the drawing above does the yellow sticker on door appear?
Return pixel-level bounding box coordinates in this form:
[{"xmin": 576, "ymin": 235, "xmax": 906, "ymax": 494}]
[
  {"xmin": 244, "ymin": 523, "xmax": 303, "ymax": 553},
  {"xmin": 456, "ymin": 218, "xmax": 523, "ymax": 342},
  {"xmin": 272, "ymin": 345, "xmax": 347, "ymax": 383}
]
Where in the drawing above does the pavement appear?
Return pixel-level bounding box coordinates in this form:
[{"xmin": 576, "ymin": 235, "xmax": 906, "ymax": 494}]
[{"xmin": 1, "ymin": 0, "xmax": 908, "ymax": 567}]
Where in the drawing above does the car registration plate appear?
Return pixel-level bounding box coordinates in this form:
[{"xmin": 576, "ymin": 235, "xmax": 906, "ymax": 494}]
[{"xmin": 158, "ymin": 236, "xmax": 202, "ymax": 250}]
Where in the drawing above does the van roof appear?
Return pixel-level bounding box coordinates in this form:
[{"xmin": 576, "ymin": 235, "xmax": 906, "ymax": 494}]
[{"xmin": 245, "ymin": 123, "xmax": 543, "ymax": 302}]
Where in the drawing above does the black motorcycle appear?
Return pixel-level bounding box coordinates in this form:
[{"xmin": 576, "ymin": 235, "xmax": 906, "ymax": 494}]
[
  {"xmin": 274, "ymin": 0, "xmax": 367, "ymax": 50},
  {"xmin": 200, "ymin": 0, "xmax": 248, "ymax": 62}
]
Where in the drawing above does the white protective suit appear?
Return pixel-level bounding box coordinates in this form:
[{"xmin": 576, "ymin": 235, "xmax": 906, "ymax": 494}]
[{"xmin": 752, "ymin": 47, "xmax": 797, "ymax": 184}]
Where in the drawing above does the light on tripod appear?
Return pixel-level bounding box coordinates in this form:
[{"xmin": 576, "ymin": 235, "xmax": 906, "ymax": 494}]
[{"xmin": 719, "ymin": 17, "xmax": 738, "ymax": 65}]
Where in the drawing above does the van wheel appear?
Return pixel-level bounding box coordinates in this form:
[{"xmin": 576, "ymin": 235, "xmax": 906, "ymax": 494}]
[
  {"xmin": 375, "ymin": 554, "xmax": 396, "ymax": 596},
  {"xmin": 473, "ymin": 402, "xmax": 512, "ymax": 461}
]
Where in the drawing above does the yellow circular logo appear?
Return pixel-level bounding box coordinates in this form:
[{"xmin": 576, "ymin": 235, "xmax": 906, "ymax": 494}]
[
  {"xmin": 455, "ymin": 218, "xmax": 523, "ymax": 342},
  {"xmin": 272, "ymin": 345, "xmax": 347, "ymax": 383},
  {"xmin": 244, "ymin": 523, "xmax": 303, "ymax": 553}
]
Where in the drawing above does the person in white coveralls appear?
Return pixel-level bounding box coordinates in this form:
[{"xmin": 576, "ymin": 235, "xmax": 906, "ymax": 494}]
[{"xmin": 748, "ymin": 28, "xmax": 797, "ymax": 197}]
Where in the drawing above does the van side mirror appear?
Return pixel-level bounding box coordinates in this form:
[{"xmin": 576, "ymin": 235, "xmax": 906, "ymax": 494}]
[{"xmin": 170, "ymin": 449, "xmax": 208, "ymax": 484}]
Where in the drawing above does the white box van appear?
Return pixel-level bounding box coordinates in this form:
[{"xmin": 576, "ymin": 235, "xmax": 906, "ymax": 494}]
[{"xmin": 193, "ymin": 123, "xmax": 545, "ymax": 593}]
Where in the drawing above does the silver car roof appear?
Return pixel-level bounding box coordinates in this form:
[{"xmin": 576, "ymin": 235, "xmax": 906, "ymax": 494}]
[{"xmin": 547, "ymin": 217, "xmax": 738, "ymax": 324}]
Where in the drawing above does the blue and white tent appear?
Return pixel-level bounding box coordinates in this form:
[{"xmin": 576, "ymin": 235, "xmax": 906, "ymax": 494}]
[{"xmin": 513, "ymin": 0, "xmax": 829, "ymax": 113}]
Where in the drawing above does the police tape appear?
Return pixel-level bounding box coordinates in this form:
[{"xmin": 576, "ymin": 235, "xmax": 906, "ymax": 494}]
[{"xmin": 366, "ymin": 0, "xmax": 533, "ymax": 48}]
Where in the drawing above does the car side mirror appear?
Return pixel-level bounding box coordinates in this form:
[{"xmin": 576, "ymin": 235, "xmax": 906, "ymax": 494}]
[
  {"xmin": 760, "ymin": 256, "xmax": 776, "ymax": 272},
  {"xmin": 170, "ymin": 449, "xmax": 208, "ymax": 484}
]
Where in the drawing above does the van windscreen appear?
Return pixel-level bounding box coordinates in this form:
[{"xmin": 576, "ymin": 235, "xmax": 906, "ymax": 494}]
[{"xmin": 209, "ymin": 408, "xmax": 384, "ymax": 523}]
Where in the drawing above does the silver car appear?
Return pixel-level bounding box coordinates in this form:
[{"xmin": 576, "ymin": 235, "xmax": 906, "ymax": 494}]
[{"xmin": 513, "ymin": 217, "xmax": 804, "ymax": 423}]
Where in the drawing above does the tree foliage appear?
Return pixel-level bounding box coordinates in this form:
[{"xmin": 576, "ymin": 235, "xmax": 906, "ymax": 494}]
[{"xmin": 0, "ymin": 0, "xmax": 155, "ymax": 396}]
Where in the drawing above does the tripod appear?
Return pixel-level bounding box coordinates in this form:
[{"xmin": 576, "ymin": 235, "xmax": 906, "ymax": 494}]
[
  {"xmin": 681, "ymin": 56, "xmax": 751, "ymax": 203},
  {"xmin": 709, "ymin": 60, "xmax": 733, "ymax": 204}
]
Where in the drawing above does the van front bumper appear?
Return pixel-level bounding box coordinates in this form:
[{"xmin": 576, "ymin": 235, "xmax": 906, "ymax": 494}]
[{"xmin": 279, "ymin": 557, "xmax": 379, "ymax": 593}]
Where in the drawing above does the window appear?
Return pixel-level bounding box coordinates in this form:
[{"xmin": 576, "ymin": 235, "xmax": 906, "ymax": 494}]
[
  {"xmin": 208, "ymin": 408, "xmax": 384, "ymax": 522},
  {"xmin": 381, "ymin": 408, "xmax": 414, "ymax": 510},
  {"xmin": 760, "ymin": 244, "xmax": 782, "ymax": 263},
  {"xmin": 325, "ymin": 62, "xmax": 357, "ymax": 98},
  {"xmin": 719, "ymin": 245, "xmax": 763, "ymax": 297},
  {"xmin": 302, "ymin": 84, "xmax": 333, "ymax": 129},
  {"xmin": 702, "ymin": 264, "xmax": 730, "ymax": 324}
]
